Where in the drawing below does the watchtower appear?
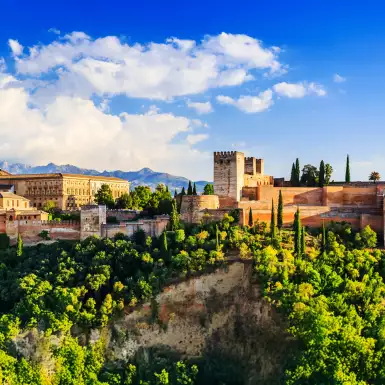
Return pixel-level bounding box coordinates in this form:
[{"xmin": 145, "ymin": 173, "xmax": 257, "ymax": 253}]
[{"xmin": 213, "ymin": 151, "xmax": 245, "ymax": 202}]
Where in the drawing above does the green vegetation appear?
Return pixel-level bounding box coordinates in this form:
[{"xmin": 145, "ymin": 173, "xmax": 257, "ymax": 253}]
[
  {"xmin": 187, "ymin": 181, "xmax": 193, "ymax": 196},
  {"xmin": 319, "ymin": 160, "xmax": 325, "ymax": 187},
  {"xmin": 203, "ymin": 184, "xmax": 214, "ymax": 195},
  {"xmin": 369, "ymin": 171, "xmax": 381, "ymax": 183},
  {"xmin": 346, "ymin": 154, "xmax": 351, "ymax": 183},
  {"xmin": 290, "ymin": 160, "xmax": 334, "ymax": 187},
  {"xmin": 95, "ymin": 184, "xmax": 115, "ymax": 208},
  {"xmin": 0, "ymin": 205, "xmax": 384, "ymax": 384},
  {"xmin": 277, "ymin": 190, "xmax": 283, "ymax": 231}
]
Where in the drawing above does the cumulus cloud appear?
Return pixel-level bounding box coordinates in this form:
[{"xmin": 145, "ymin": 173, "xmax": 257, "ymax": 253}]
[
  {"xmin": 48, "ymin": 28, "xmax": 61, "ymax": 35},
  {"xmin": 216, "ymin": 90, "xmax": 273, "ymax": 113},
  {"xmin": 273, "ymin": 82, "xmax": 326, "ymax": 98},
  {"xmin": 187, "ymin": 101, "xmax": 213, "ymax": 114},
  {"xmin": 8, "ymin": 39, "xmax": 23, "ymax": 56},
  {"xmin": 186, "ymin": 134, "xmax": 209, "ymax": 145},
  {"xmin": 0, "ymin": 79, "xmax": 210, "ymax": 180},
  {"xmin": 13, "ymin": 31, "xmax": 283, "ymax": 101},
  {"xmin": 333, "ymin": 73, "xmax": 346, "ymax": 83}
]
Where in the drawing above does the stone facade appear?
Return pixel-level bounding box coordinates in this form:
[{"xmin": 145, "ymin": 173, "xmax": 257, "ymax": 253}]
[
  {"xmin": 0, "ymin": 172, "xmax": 129, "ymax": 211},
  {"xmin": 80, "ymin": 205, "xmax": 107, "ymax": 240}
]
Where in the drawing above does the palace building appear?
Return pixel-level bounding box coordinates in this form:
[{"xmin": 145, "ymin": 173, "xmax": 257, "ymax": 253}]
[{"xmin": 0, "ymin": 170, "xmax": 129, "ymax": 210}]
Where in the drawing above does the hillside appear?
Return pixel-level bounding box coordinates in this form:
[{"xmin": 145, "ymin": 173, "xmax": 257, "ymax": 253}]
[{"xmin": 0, "ymin": 161, "xmax": 210, "ymax": 192}]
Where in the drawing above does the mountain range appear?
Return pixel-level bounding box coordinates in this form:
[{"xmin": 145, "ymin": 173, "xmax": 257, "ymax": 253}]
[{"xmin": 0, "ymin": 161, "xmax": 210, "ymax": 193}]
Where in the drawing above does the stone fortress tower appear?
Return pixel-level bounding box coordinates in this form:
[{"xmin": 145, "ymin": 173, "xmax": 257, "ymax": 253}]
[{"xmin": 213, "ymin": 151, "xmax": 273, "ymax": 203}]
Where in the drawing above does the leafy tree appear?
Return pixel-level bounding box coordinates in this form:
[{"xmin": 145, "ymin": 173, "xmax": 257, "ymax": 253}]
[
  {"xmin": 187, "ymin": 181, "xmax": 193, "ymax": 195},
  {"xmin": 94, "ymin": 184, "xmax": 115, "ymax": 208},
  {"xmin": 169, "ymin": 200, "xmax": 180, "ymax": 231},
  {"xmin": 301, "ymin": 164, "xmax": 318, "ymax": 187},
  {"xmin": 16, "ymin": 234, "xmax": 23, "ymax": 257},
  {"xmin": 203, "ymin": 184, "xmax": 214, "ymax": 195},
  {"xmin": 345, "ymin": 154, "xmax": 351, "ymax": 183},
  {"xmin": 319, "ymin": 160, "xmax": 325, "ymax": 187},
  {"xmin": 369, "ymin": 171, "xmax": 381, "ymax": 183},
  {"xmin": 277, "ymin": 190, "xmax": 283, "ymax": 231},
  {"xmin": 42, "ymin": 200, "xmax": 56, "ymax": 214},
  {"xmin": 192, "ymin": 183, "xmax": 197, "ymax": 196},
  {"xmin": 115, "ymin": 192, "xmax": 131, "ymax": 209},
  {"xmin": 360, "ymin": 225, "xmax": 377, "ymax": 248},
  {"xmin": 0, "ymin": 234, "xmax": 10, "ymax": 249},
  {"xmin": 248, "ymin": 207, "xmax": 253, "ymax": 227},
  {"xmin": 325, "ymin": 163, "xmax": 333, "ymax": 185}
]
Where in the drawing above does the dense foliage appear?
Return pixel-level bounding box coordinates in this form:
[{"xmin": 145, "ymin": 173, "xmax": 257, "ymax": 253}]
[{"xmin": 0, "ymin": 207, "xmax": 384, "ymax": 384}]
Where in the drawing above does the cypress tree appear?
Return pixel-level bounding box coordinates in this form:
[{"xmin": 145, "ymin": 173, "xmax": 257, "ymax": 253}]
[
  {"xmin": 16, "ymin": 234, "xmax": 23, "ymax": 257},
  {"xmin": 270, "ymin": 199, "xmax": 276, "ymax": 241},
  {"xmin": 248, "ymin": 207, "xmax": 253, "ymax": 227},
  {"xmin": 295, "ymin": 158, "xmax": 300, "ymax": 186},
  {"xmin": 319, "ymin": 160, "xmax": 325, "ymax": 187},
  {"xmin": 290, "ymin": 163, "xmax": 296, "ymax": 186},
  {"xmin": 345, "ymin": 154, "xmax": 351, "ymax": 183},
  {"xmin": 192, "ymin": 183, "xmax": 197, "ymax": 195},
  {"xmin": 187, "ymin": 181, "xmax": 193, "ymax": 195},
  {"xmin": 174, "ymin": 189, "xmax": 178, "ymax": 198},
  {"xmin": 321, "ymin": 221, "xmax": 326, "ymax": 253},
  {"xmin": 169, "ymin": 200, "xmax": 180, "ymax": 231},
  {"xmin": 294, "ymin": 207, "xmax": 301, "ymax": 255},
  {"xmin": 215, "ymin": 224, "xmax": 220, "ymax": 250},
  {"xmin": 181, "ymin": 186, "xmax": 186, "ymax": 196},
  {"xmin": 277, "ymin": 190, "xmax": 283, "ymax": 231},
  {"xmin": 301, "ymin": 226, "xmax": 306, "ymax": 256},
  {"xmin": 166, "ymin": 185, "xmax": 169, "ymax": 193},
  {"xmin": 161, "ymin": 231, "xmax": 168, "ymax": 255}
]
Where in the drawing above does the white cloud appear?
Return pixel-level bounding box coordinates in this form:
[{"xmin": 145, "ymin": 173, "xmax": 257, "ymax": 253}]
[
  {"xmin": 0, "ymin": 79, "xmax": 211, "ymax": 180},
  {"xmin": 186, "ymin": 134, "xmax": 209, "ymax": 145},
  {"xmin": 187, "ymin": 101, "xmax": 213, "ymax": 114},
  {"xmin": 333, "ymin": 73, "xmax": 346, "ymax": 83},
  {"xmin": 216, "ymin": 90, "xmax": 273, "ymax": 113},
  {"xmin": 0, "ymin": 58, "xmax": 6, "ymax": 73},
  {"xmin": 13, "ymin": 31, "xmax": 283, "ymax": 101},
  {"xmin": 273, "ymin": 82, "xmax": 326, "ymax": 98},
  {"xmin": 48, "ymin": 28, "xmax": 61, "ymax": 35},
  {"xmin": 8, "ymin": 39, "xmax": 23, "ymax": 56}
]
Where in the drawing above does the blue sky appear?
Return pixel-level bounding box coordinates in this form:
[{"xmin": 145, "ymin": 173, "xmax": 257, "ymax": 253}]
[{"xmin": 1, "ymin": 0, "xmax": 385, "ymax": 181}]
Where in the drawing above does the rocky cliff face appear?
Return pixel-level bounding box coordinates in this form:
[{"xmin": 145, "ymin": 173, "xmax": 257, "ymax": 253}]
[{"xmin": 12, "ymin": 262, "xmax": 296, "ymax": 384}]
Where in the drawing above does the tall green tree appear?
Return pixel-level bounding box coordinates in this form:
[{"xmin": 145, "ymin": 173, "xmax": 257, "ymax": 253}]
[
  {"xmin": 321, "ymin": 221, "xmax": 326, "ymax": 253},
  {"xmin": 174, "ymin": 189, "xmax": 178, "ymax": 198},
  {"xmin": 345, "ymin": 154, "xmax": 351, "ymax": 183},
  {"xmin": 301, "ymin": 164, "xmax": 318, "ymax": 187},
  {"xmin": 160, "ymin": 231, "xmax": 168, "ymax": 258},
  {"xmin": 16, "ymin": 234, "xmax": 23, "ymax": 257},
  {"xmin": 115, "ymin": 193, "xmax": 130, "ymax": 209},
  {"xmin": 290, "ymin": 163, "xmax": 296, "ymax": 186},
  {"xmin": 187, "ymin": 181, "xmax": 193, "ymax": 195},
  {"xmin": 294, "ymin": 207, "xmax": 302, "ymax": 255},
  {"xmin": 192, "ymin": 183, "xmax": 197, "ymax": 195},
  {"xmin": 248, "ymin": 207, "xmax": 253, "ymax": 227},
  {"xmin": 215, "ymin": 224, "xmax": 220, "ymax": 250},
  {"xmin": 94, "ymin": 184, "xmax": 115, "ymax": 208},
  {"xmin": 369, "ymin": 171, "xmax": 381, "ymax": 183},
  {"xmin": 181, "ymin": 186, "xmax": 186, "ymax": 196},
  {"xmin": 319, "ymin": 160, "xmax": 325, "ymax": 187},
  {"xmin": 301, "ymin": 226, "xmax": 306, "ymax": 256},
  {"xmin": 277, "ymin": 190, "xmax": 283, "ymax": 231},
  {"xmin": 203, "ymin": 184, "xmax": 214, "ymax": 195},
  {"xmin": 295, "ymin": 158, "xmax": 301, "ymax": 186},
  {"xmin": 270, "ymin": 199, "xmax": 276, "ymax": 241},
  {"xmin": 325, "ymin": 163, "xmax": 333, "ymax": 185},
  {"xmin": 169, "ymin": 200, "xmax": 180, "ymax": 231}
]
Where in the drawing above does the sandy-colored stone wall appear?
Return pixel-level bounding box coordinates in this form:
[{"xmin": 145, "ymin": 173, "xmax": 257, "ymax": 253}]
[
  {"xmin": 214, "ymin": 151, "xmax": 245, "ymax": 202},
  {"xmin": 80, "ymin": 205, "xmax": 106, "ymax": 240},
  {"xmin": 180, "ymin": 195, "xmax": 219, "ymax": 223}
]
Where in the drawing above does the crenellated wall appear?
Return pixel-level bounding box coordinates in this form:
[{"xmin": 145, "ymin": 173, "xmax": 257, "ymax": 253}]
[{"xmin": 180, "ymin": 195, "xmax": 220, "ymax": 223}]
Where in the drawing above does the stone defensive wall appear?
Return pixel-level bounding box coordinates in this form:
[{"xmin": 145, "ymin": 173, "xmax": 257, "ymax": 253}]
[
  {"xmin": 101, "ymin": 215, "xmax": 169, "ymax": 239},
  {"xmin": 107, "ymin": 209, "xmax": 139, "ymax": 221},
  {"xmin": 180, "ymin": 195, "xmax": 220, "ymax": 223},
  {"xmin": 5, "ymin": 220, "xmax": 80, "ymax": 244}
]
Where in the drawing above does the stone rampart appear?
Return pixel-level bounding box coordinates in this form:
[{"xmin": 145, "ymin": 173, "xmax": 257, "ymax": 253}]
[{"xmin": 180, "ymin": 195, "xmax": 219, "ymax": 223}]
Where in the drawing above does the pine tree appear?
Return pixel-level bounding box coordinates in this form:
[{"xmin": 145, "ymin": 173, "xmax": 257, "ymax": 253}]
[
  {"xmin": 321, "ymin": 221, "xmax": 327, "ymax": 253},
  {"xmin": 270, "ymin": 199, "xmax": 276, "ymax": 241},
  {"xmin": 290, "ymin": 163, "xmax": 296, "ymax": 186},
  {"xmin": 295, "ymin": 158, "xmax": 300, "ymax": 186},
  {"xmin": 187, "ymin": 181, "xmax": 193, "ymax": 195},
  {"xmin": 16, "ymin": 234, "xmax": 23, "ymax": 257},
  {"xmin": 248, "ymin": 207, "xmax": 253, "ymax": 227},
  {"xmin": 277, "ymin": 190, "xmax": 283, "ymax": 231},
  {"xmin": 181, "ymin": 187, "xmax": 186, "ymax": 196},
  {"xmin": 319, "ymin": 160, "xmax": 325, "ymax": 187},
  {"xmin": 169, "ymin": 200, "xmax": 180, "ymax": 231},
  {"xmin": 345, "ymin": 154, "xmax": 351, "ymax": 183},
  {"xmin": 192, "ymin": 183, "xmax": 197, "ymax": 196}
]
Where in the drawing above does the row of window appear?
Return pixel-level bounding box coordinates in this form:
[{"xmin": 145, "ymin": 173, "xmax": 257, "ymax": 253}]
[{"xmin": 5, "ymin": 200, "xmax": 28, "ymax": 209}]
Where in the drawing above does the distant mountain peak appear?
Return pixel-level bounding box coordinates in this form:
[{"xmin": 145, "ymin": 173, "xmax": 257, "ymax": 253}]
[{"xmin": 0, "ymin": 160, "xmax": 210, "ymax": 192}]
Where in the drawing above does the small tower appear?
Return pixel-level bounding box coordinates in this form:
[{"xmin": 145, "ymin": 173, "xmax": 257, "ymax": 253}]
[{"xmin": 80, "ymin": 205, "xmax": 106, "ymax": 240}]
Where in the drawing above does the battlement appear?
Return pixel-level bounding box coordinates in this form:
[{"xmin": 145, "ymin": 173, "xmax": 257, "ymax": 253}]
[{"xmin": 213, "ymin": 151, "xmax": 240, "ymax": 162}]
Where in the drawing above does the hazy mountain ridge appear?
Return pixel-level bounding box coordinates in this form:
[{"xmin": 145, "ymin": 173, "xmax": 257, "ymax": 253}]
[{"xmin": 0, "ymin": 161, "xmax": 210, "ymax": 192}]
